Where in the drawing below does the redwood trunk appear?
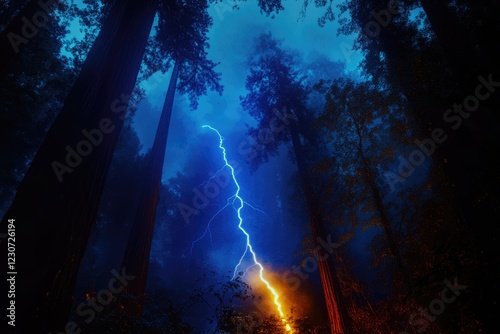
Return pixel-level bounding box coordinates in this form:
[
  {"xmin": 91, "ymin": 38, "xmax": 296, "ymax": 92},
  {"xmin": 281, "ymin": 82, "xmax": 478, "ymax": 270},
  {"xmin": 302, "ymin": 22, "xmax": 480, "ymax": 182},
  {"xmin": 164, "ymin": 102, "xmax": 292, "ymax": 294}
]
[
  {"xmin": 362, "ymin": 156, "xmax": 413, "ymax": 294},
  {"xmin": 0, "ymin": 0, "xmax": 158, "ymax": 331},
  {"xmin": 417, "ymin": 0, "xmax": 500, "ymax": 132},
  {"xmin": 377, "ymin": 16, "xmax": 499, "ymax": 264},
  {"xmin": 121, "ymin": 63, "xmax": 179, "ymax": 315},
  {"xmin": 418, "ymin": 0, "xmax": 497, "ymax": 79},
  {"xmin": 289, "ymin": 117, "xmax": 351, "ymax": 334},
  {"xmin": 349, "ymin": 111, "xmax": 413, "ymax": 294}
]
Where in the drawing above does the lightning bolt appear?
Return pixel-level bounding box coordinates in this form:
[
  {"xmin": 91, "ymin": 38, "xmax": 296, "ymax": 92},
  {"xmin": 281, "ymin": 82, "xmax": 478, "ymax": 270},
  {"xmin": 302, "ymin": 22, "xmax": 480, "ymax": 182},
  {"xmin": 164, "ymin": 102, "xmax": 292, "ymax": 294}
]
[{"xmin": 200, "ymin": 124, "xmax": 292, "ymax": 332}]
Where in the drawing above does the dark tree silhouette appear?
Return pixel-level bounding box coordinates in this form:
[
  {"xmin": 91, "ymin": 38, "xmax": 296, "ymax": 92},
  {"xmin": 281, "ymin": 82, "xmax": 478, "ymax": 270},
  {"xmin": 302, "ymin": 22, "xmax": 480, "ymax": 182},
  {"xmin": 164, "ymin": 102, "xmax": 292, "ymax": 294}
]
[
  {"xmin": 0, "ymin": 0, "xmax": 75, "ymax": 215},
  {"xmin": 1, "ymin": 0, "xmax": 158, "ymax": 330},
  {"xmin": 317, "ymin": 78, "xmax": 414, "ymax": 295},
  {"xmin": 241, "ymin": 33, "xmax": 352, "ymax": 334},
  {"xmin": 0, "ymin": 0, "xmax": 64, "ymax": 78},
  {"xmin": 119, "ymin": 0, "xmax": 222, "ymax": 314}
]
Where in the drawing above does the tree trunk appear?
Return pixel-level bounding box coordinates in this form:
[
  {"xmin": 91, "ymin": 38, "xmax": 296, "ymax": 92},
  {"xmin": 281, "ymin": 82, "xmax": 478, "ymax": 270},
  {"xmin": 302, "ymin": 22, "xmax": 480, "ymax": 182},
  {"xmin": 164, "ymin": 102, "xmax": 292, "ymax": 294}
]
[
  {"xmin": 289, "ymin": 116, "xmax": 351, "ymax": 334},
  {"xmin": 406, "ymin": 0, "xmax": 500, "ymax": 147},
  {"xmin": 121, "ymin": 63, "xmax": 179, "ymax": 315},
  {"xmin": 348, "ymin": 109, "xmax": 413, "ymax": 294},
  {"xmin": 376, "ymin": 17, "xmax": 499, "ymax": 326},
  {"xmin": 361, "ymin": 155, "xmax": 413, "ymax": 294},
  {"xmin": 0, "ymin": 0, "xmax": 60, "ymax": 78},
  {"xmin": 379, "ymin": 13, "xmax": 500, "ymax": 268},
  {"xmin": 377, "ymin": 26, "xmax": 483, "ymax": 227},
  {"xmin": 377, "ymin": 27, "xmax": 442, "ymax": 127},
  {"xmin": 0, "ymin": 0, "xmax": 158, "ymax": 331},
  {"xmin": 418, "ymin": 0, "xmax": 499, "ymax": 81},
  {"xmin": 417, "ymin": 0, "xmax": 500, "ymax": 143}
]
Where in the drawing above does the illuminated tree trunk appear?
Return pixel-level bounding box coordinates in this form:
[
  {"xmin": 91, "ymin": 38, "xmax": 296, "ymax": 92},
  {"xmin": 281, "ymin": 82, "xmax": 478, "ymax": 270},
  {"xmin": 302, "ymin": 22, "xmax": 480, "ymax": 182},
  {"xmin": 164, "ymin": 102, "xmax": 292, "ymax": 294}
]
[
  {"xmin": 121, "ymin": 63, "xmax": 179, "ymax": 315},
  {"xmin": 0, "ymin": 0, "xmax": 157, "ymax": 331},
  {"xmin": 289, "ymin": 117, "xmax": 351, "ymax": 334}
]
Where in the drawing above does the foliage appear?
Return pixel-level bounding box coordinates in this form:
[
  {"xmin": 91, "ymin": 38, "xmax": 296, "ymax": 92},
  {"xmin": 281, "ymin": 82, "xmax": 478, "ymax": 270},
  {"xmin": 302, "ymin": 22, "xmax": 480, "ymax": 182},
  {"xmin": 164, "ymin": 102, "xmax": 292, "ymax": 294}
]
[
  {"xmin": 0, "ymin": 0, "xmax": 77, "ymax": 215},
  {"xmin": 142, "ymin": 0, "xmax": 223, "ymax": 109}
]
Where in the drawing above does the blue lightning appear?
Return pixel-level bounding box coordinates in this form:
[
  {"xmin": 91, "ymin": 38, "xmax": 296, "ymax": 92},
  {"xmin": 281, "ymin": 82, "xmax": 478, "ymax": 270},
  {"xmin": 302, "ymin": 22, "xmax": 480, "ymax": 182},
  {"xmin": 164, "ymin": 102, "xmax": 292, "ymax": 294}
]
[
  {"xmin": 197, "ymin": 124, "xmax": 292, "ymax": 332},
  {"xmin": 189, "ymin": 195, "xmax": 233, "ymax": 254}
]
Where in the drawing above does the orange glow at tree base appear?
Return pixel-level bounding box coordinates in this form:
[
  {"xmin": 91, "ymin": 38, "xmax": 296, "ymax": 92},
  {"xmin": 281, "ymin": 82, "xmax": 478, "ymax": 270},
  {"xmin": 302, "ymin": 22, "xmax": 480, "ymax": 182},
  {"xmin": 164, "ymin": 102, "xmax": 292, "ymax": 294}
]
[
  {"xmin": 203, "ymin": 125, "xmax": 293, "ymax": 332},
  {"xmin": 246, "ymin": 266, "xmax": 293, "ymax": 332}
]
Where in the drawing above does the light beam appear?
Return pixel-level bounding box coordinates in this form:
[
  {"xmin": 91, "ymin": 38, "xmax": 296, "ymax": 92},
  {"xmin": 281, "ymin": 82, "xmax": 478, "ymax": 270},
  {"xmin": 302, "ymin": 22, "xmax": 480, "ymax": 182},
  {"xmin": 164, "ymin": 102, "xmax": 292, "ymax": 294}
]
[{"xmin": 199, "ymin": 124, "xmax": 292, "ymax": 332}]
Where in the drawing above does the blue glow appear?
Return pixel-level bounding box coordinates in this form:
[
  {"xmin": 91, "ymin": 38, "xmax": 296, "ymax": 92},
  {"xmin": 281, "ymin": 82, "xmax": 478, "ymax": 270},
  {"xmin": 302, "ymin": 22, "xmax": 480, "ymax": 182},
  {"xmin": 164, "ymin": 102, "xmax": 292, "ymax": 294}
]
[{"xmin": 198, "ymin": 124, "xmax": 292, "ymax": 331}]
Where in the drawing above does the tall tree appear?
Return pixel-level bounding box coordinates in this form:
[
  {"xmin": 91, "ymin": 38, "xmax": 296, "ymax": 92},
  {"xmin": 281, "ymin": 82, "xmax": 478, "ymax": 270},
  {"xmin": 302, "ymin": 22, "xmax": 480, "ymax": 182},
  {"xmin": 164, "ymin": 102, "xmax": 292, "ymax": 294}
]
[
  {"xmin": 72, "ymin": 120, "xmax": 147, "ymax": 302},
  {"xmin": 407, "ymin": 0, "xmax": 500, "ymax": 93},
  {"xmin": 317, "ymin": 78, "xmax": 414, "ymax": 295},
  {"xmin": 241, "ymin": 33, "xmax": 351, "ymax": 334},
  {"xmin": 308, "ymin": 1, "xmax": 497, "ymax": 328},
  {"xmin": 1, "ymin": 0, "xmax": 158, "ymax": 330},
  {"xmin": 320, "ymin": 4, "xmax": 500, "ymax": 308},
  {"xmin": 120, "ymin": 65, "xmax": 179, "ymax": 315},
  {"xmin": 120, "ymin": 0, "xmax": 222, "ymax": 314},
  {"xmin": 1, "ymin": 0, "xmax": 284, "ymax": 329}
]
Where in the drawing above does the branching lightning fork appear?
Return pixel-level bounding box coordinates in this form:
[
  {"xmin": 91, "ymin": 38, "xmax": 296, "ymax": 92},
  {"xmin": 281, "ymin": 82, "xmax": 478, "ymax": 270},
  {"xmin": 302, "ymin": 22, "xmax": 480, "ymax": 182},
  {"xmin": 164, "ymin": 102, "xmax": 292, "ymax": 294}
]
[{"xmin": 198, "ymin": 124, "xmax": 292, "ymax": 332}]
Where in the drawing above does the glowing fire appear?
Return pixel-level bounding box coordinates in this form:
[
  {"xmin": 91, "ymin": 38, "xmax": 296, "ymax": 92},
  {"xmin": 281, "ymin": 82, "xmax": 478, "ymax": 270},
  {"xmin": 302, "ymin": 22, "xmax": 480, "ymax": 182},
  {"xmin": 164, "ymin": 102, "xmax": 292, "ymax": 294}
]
[
  {"xmin": 257, "ymin": 268, "xmax": 292, "ymax": 332},
  {"xmin": 246, "ymin": 266, "xmax": 293, "ymax": 332},
  {"xmin": 203, "ymin": 125, "xmax": 293, "ymax": 332}
]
